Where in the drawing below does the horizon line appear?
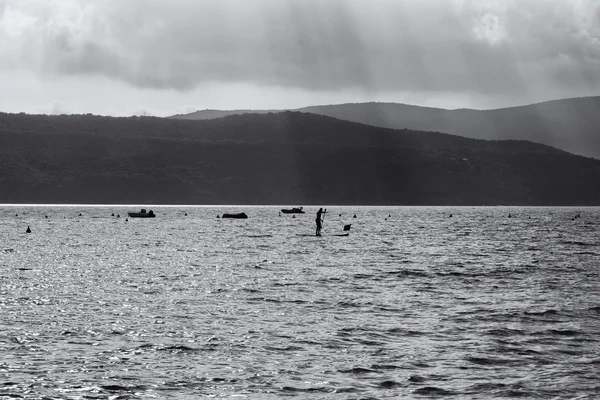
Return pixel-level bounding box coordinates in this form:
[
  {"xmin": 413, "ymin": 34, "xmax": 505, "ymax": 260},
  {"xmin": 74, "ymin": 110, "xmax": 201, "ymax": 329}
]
[
  {"xmin": 1, "ymin": 204, "xmax": 598, "ymax": 208},
  {"xmin": 2, "ymin": 95, "xmax": 599, "ymax": 119}
]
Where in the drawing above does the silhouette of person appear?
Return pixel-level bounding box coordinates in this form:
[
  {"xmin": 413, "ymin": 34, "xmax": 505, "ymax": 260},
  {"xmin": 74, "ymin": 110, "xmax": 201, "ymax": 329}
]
[{"xmin": 316, "ymin": 208, "xmax": 325, "ymax": 236}]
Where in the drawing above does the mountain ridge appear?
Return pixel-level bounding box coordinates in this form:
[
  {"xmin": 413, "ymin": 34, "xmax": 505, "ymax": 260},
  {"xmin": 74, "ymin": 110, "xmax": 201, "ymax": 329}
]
[{"xmin": 172, "ymin": 96, "xmax": 600, "ymax": 159}]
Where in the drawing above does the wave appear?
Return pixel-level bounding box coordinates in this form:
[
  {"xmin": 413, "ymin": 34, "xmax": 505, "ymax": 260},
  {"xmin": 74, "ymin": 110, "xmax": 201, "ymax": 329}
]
[
  {"xmin": 263, "ymin": 345, "xmax": 305, "ymax": 352},
  {"xmin": 339, "ymin": 367, "xmax": 376, "ymax": 374},
  {"xmin": 544, "ymin": 328, "xmax": 582, "ymax": 337},
  {"xmin": 588, "ymin": 306, "xmax": 600, "ymax": 314},
  {"xmin": 101, "ymin": 384, "xmax": 150, "ymax": 393},
  {"xmin": 247, "ymin": 297, "xmax": 281, "ymax": 304},
  {"xmin": 282, "ymin": 386, "xmax": 333, "ymax": 393},
  {"xmin": 388, "ymin": 326, "xmax": 424, "ymax": 334},
  {"xmin": 352, "ymin": 273, "xmax": 376, "ymax": 280},
  {"xmin": 131, "ymin": 344, "xmax": 202, "ymax": 354},
  {"xmin": 523, "ymin": 309, "xmax": 560, "ymax": 317},
  {"xmin": 560, "ymin": 240, "xmax": 598, "ymax": 247},
  {"xmin": 485, "ymin": 328, "xmax": 527, "ymax": 337},
  {"xmin": 413, "ymin": 386, "xmax": 456, "ymax": 396},
  {"xmin": 379, "ymin": 380, "xmax": 402, "ymax": 388},
  {"xmin": 386, "ymin": 269, "xmax": 430, "ymax": 278},
  {"xmin": 370, "ymin": 363, "xmax": 403, "ymax": 371},
  {"xmin": 465, "ymin": 356, "xmax": 523, "ymax": 366}
]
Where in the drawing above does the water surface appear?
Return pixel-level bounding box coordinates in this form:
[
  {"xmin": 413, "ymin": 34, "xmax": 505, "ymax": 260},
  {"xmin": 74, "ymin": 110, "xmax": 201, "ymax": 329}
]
[{"xmin": 1, "ymin": 206, "xmax": 599, "ymax": 398}]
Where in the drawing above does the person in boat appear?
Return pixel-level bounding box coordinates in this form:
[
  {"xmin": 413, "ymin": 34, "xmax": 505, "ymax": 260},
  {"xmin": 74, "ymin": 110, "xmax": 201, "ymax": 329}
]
[{"xmin": 316, "ymin": 208, "xmax": 325, "ymax": 236}]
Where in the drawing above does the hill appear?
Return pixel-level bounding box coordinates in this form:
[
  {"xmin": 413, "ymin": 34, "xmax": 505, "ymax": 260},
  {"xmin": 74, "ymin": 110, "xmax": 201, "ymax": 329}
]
[
  {"xmin": 1, "ymin": 111, "xmax": 600, "ymax": 205},
  {"xmin": 172, "ymin": 109, "xmax": 277, "ymax": 120},
  {"xmin": 173, "ymin": 97, "xmax": 600, "ymax": 159}
]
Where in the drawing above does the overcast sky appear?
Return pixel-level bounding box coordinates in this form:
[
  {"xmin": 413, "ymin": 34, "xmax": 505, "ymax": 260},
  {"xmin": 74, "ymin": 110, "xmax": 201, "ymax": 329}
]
[{"xmin": 1, "ymin": 0, "xmax": 599, "ymax": 116}]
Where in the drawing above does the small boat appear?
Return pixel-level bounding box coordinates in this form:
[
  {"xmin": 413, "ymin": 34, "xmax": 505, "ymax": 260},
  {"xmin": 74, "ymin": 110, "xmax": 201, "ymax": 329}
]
[
  {"xmin": 281, "ymin": 207, "xmax": 305, "ymax": 214},
  {"xmin": 127, "ymin": 209, "xmax": 156, "ymax": 218},
  {"xmin": 222, "ymin": 212, "xmax": 248, "ymax": 219}
]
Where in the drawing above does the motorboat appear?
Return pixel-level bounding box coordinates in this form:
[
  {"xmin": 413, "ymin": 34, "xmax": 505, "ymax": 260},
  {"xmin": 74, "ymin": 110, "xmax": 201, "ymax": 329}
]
[
  {"xmin": 221, "ymin": 212, "xmax": 248, "ymax": 219},
  {"xmin": 281, "ymin": 207, "xmax": 305, "ymax": 214},
  {"xmin": 127, "ymin": 209, "xmax": 156, "ymax": 218}
]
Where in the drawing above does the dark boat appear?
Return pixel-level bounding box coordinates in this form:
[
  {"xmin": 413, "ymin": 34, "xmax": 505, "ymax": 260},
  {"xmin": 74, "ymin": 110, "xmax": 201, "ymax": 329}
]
[
  {"xmin": 222, "ymin": 212, "xmax": 248, "ymax": 219},
  {"xmin": 281, "ymin": 207, "xmax": 305, "ymax": 214},
  {"xmin": 127, "ymin": 209, "xmax": 156, "ymax": 218}
]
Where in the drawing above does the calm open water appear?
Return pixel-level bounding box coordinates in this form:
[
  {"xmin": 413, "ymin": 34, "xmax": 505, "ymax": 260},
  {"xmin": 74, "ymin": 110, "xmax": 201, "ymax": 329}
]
[{"xmin": 1, "ymin": 206, "xmax": 599, "ymax": 399}]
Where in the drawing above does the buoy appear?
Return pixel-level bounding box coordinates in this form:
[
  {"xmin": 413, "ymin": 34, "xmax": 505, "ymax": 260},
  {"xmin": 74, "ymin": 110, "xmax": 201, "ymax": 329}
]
[
  {"xmin": 79, "ymin": 213, "xmax": 82, "ymax": 217},
  {"xmin": 125, "ymin": 218, "xmax": 128, "ymax": 222},
  {"xmin": 26, "ymin": 226, "xmax": 31, "ymax": 233},
  {"xmin": 117, "ymin": 214, "xmax": 120, "ymax": 218},
  {"xmin": 344, "ymin": 224, "xmax": 352, "ymax": 231},
  {"xmin": 111, "ymin": 213, "xmax": 115, "ymax": 216},
  {"xmin": 353, "ymin": 214, "xmax": 357, "ymax": 218},
  {"xmin": 449, "ymin": 214, "xmax": 453, "ymax": 218},
  {"xmin": 45, "ymin": 215, "xmax": 48, "ymax": 219},
  {"xmin": 185, "ymin": 213, "xmax": 188, "ymax": 216},
  {"xmin": 508, "ymin": 214, "xmax": 512, "ymax": 218},
  {"xmin": 217, "ymin": 215, "xmax": 220, "ymax": 218}
]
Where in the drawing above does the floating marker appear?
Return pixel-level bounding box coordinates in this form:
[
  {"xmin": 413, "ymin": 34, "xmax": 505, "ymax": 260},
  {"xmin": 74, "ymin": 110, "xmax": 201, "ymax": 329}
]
[{"xmin": 26, "ymin": 226, "xmax": 31, "ymax": 233}]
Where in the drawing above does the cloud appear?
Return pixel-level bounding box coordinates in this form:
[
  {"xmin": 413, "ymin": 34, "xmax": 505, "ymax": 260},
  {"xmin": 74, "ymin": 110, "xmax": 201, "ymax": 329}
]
[{"xmin": 1, "ymin": 0, "xmax": 600, "ymax": 97}]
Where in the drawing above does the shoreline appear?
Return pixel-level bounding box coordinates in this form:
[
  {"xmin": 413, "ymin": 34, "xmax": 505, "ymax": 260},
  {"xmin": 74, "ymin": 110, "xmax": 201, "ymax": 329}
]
[{"xmin": 1, "ymin": 204, "xmax": 599, "ymax": 208}]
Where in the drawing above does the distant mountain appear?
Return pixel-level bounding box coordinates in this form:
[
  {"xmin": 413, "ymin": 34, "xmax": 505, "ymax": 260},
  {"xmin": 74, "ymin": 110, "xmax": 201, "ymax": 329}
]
[
  {"xmin": 171, "ymin": 109, "xmax": 278, "ymax": 120},
  {"xmin": 172, "ymin": 97, "xmax": 600, "ymax": 159},
  {"xmin": 2, "ymin": 111, "xmax": 600, "ymax": 205}
]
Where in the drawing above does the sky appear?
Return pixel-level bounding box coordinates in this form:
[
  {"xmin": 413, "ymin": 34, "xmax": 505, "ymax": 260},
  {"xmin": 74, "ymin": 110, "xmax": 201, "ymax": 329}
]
[{"xmin": 1, "ymin": 0, "xmax": 599, "ymax": 116}]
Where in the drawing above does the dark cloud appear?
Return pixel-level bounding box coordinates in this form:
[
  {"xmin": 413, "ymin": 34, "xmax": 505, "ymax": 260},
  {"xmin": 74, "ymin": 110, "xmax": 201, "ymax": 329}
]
[{"xmin": 2, "ymin": 0, "xmax": 600, "ymax": 96}]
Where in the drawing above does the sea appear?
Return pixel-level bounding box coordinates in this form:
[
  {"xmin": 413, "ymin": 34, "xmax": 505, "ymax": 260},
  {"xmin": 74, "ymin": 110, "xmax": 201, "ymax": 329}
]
[{"xmin": 1, "ymin": 205, "xmax": 599, "ymax": 399}]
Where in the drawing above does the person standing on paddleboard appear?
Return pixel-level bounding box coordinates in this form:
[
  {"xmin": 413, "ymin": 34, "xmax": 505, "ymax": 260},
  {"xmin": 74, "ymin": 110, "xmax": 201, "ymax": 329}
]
[{"xmin": 316, "ymin": 208, "xmax": 325, "ymax": 236}]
